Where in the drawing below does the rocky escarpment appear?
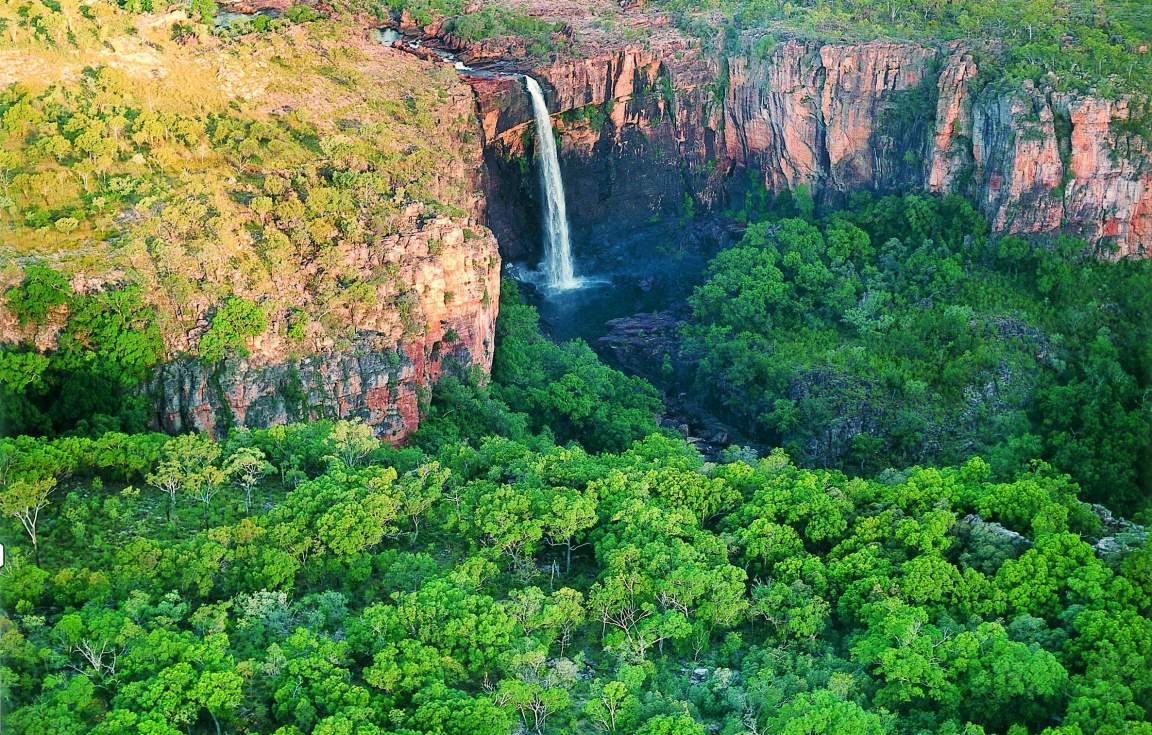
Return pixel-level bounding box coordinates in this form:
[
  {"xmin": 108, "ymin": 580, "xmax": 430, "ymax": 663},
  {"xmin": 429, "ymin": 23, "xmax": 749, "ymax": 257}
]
[
  {"xmin": 138, "ymin": 54, "xmax": 503, "ymax": 441},
  {"xmin": 151, "ymin": 219, "xmax": 499, "ymax": 441},
  {"xmin": 0, "ymin": 22, "xmax": 501, "ymax": 442},
  {"xmin": 472, "ymin": 34, "xmax": 1151, "ymax": 259},
  {"xmin": 143, "ymin": 40, "xmax": 504, "ymax": 442}
]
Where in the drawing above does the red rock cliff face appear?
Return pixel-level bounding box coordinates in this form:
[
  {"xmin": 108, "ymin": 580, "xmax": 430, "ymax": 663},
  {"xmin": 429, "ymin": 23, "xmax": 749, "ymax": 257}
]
[
  {"xmin": 3, "ymin": 213, "xmax": 502, "ymax": 443},
  {"xmin": 475, "ymin": 38, "xmax": 1151, "ymax": 257},
  {"xmin": 151, "ymin": 218, "xmax": 500, "ymax": 442},
  {"xmin": 719, "ymin": 41, "xmax": 939, "ymax": 195},
  {"xmin": 1056, "ymin": 96, "xmax": 1152, "ymax": 252}
]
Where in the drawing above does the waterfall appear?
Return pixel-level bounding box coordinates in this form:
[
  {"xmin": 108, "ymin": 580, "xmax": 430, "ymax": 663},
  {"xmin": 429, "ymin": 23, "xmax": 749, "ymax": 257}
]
[{"xmin": 524, "ymin": 75, "xmax": 579, "ymax": 291}]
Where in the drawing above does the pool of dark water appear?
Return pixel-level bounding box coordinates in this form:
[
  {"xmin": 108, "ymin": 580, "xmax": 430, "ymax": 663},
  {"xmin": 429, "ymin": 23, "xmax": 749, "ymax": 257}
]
[{"xmin": 512, "ymin": 218, "xmax": 729, "ymax": 346}]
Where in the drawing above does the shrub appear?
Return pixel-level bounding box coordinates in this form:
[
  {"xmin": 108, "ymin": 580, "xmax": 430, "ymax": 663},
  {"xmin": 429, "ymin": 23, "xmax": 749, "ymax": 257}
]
[
  {"xmin": 6, "ymin": 265, "xmax": 71, "ymax": 326},
  {"xmin": 199, "ymin": 297, "xmax": 268, "ymax": 362}
]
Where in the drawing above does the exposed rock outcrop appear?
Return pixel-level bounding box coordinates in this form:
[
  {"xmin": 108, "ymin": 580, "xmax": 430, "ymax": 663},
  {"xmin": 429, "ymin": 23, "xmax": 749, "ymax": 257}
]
[
  {"xmin": 598, "ymin": 311, "xmax": 680, "ymax": 376},
  {"xmin": 1058, "ymin": 96, "xmax": 1152, "ymax": 250},
  {"xmin": 969, "ymin": 83, "xmax": 1067, "ymax": 236},
  {"xmin": 1089, "ymin": 503, "xmax": 1149, "ymax": 557},
  {"xmin": 957, "ymin": 513, "xmax": 1032, "ymax": 553}
]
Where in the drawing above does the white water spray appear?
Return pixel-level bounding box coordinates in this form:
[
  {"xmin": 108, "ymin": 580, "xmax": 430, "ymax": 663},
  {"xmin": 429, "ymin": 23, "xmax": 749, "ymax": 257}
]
[{"xmin": 524, "ymin": 75, "xmax": 578, "ymax": 291}]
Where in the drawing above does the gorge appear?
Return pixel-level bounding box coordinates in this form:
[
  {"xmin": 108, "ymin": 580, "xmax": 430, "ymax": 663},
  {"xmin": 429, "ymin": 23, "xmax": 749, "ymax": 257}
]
[{"xmin": 3, "ymin": 0, "xmax": 1151, "ymax": 444}]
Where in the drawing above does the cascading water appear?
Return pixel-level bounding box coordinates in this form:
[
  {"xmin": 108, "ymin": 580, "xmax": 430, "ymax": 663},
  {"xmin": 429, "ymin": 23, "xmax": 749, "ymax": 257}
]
[{"xmin": 524, "ymin": 75, "xmax": 579, "ymax": 291}]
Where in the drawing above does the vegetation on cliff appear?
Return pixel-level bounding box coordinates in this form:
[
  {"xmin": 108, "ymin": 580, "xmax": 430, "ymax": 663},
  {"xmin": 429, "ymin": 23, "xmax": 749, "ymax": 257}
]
[
  {"xmin": 0, "ymin": 16, "xmax": 476, "ymax": 319},
  {"xmin": 655, "ymin": 0, "xmax": 1152, "ymax": 101},
  {"xmin": 0, "ymin": 3, "xmax": 499, "ymax": 434},
  {"xmin": 0, "ymin": 278, "xmax": 165, "ymax": 435}
]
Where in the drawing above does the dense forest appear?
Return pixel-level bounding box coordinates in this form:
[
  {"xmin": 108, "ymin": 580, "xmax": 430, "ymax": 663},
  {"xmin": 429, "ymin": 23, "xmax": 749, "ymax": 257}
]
[
  {"xmin": 676, "ymin": 194, "xmax": 1152, "ymax": 514},
  {"xmin": 2, "ymin": 289, "xmax": 1151, "ymax": 734}
]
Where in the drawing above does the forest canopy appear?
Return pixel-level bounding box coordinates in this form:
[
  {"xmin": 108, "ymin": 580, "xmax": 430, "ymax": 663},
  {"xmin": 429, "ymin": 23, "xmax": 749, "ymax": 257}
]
[
  {"xmin": 677, "ymin": 193, "xmax": 1152, "ymax": 514},
  {"xmin": 2, "ymin": 279, "xmax": 1150, "ymax": 734},
  {"xmin": 3, "ymin": 409, "xmax": 1151, "ymax": 734}
]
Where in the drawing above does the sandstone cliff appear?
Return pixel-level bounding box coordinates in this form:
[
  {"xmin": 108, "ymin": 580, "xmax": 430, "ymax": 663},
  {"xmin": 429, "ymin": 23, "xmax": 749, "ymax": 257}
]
[
  {"xmin": 471, "ymin": 30, "xmax": 1151, "ymax": 258},
  {"xmin": 150, "ymin": 218, "xmax": 499, "ymax": 441}
]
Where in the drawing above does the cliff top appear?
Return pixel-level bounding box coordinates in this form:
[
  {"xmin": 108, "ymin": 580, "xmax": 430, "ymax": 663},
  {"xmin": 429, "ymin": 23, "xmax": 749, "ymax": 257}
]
[
  {"xmin": 0, "ymin": 3, "xmax": 494, "ymax": 360},
  {"xmin": 455, "ymin": 0, "xmax": 1149, "ymax": 104}
]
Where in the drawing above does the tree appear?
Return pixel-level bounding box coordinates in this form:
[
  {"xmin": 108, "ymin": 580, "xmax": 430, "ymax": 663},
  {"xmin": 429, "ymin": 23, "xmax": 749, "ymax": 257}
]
[
  {"xmin": 741, "ymin": 520, "xmax": 805, "ymax": 568},
  {"xmin": 327, "ymin": 419, "xmax": 378, "ymax": 467},
  {"xmin": 761, "ymin": 689, "xmax": 890, "ymax": 735},
  {"xmin": 496, "ymin": 649, "xmax": 575, "ymax": 734},
  {"xmin": 188, "ymin": 0, "xmax": 217, "ymax": 23},
  {"xmin": 354, "ymin": 578, "xmax": 518, "ymax": 679},
  {"xmin": 750, "ymin": 581, "xmax": 830, "ymax": 644},
  {"xmin": 225, "ymin": 446, "xmax": 272, "ymax": 513},
  {"xmin": 0, "ymin": 474, "xmax": 55, "ymax": 564},
  {"xmin": 398, "ymin": 463, "xmax": 447, "ymax": 542},
  {"xmin": 585, "ymin": 678, "xmax": 642, "ymax": 733},
  {"xmin": 542, "ymin": 486, "xmax": 597, "ymax": 572},
  {"xmin": 1037, "ymin": 329, "xmax": 1150, "ymax": 509},
  {"xmin": 146, "ymin": 434, "xmax": 223, "ymax": 527},
  {"xmin": 364, "ymin": 639, "xmax": 463, "ymax": 700},
  {"xmin": 297, "ymin": 469, "xmax": 402, "ymax": 557},
  {"xmin": 951, "ymin": 623, "xmax": 1069, "ymax": 731},
  {"xmin": 507, "ymin": 586, "xmax": 587, "ymax": 657},
  {"xmin": 261, "ymin": 628, "xmax": 370, "ymax": 731},
  {"xmin": 113, "ymin": 639, "xmax": 243, "ymax": 735},
  {"xmin": 635, "ymin": 714, "xmax": 706, "ymax": 735},
  {"xmin": 6, "ymin": 264, "xmax": 71, "ymax": 326},
  {"xmin": 8, "ymin": 673, "xmax": 104, "ymax": 735},
  {"xmin": 646, "ymin": 468, "xmax": 739, "ymax": 525},
  {"xmin": 198, "ymin": 297, "xmax": 267, "ymax": 363},
  {"xmin": 541, "ymin": 588, "xmax": 585, "ymax": 656},
  {"xmin": 409, "ymin": 684, "xmax": 515, "ymax": 735},
  {"xmin": 53, "ymin": 607, "xmax": 133, "ymax": 682},
  {"xmin": 187, "ymin": 461, "xmax": 229, "ymax": 529},
  {"xmin": 469, "ymin": 481, "xmax": 546, "ymax": 571},
  {"xmin": 491, "ymin": 286, "xmax": 662, "ymax": 452},
  {"xmin": 851, "ymin": 598, "xmax": 956, "ymax": 711},
  {"xmin": 588, "ymin": 571, "xmax": 692, "ymax": 661}
]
